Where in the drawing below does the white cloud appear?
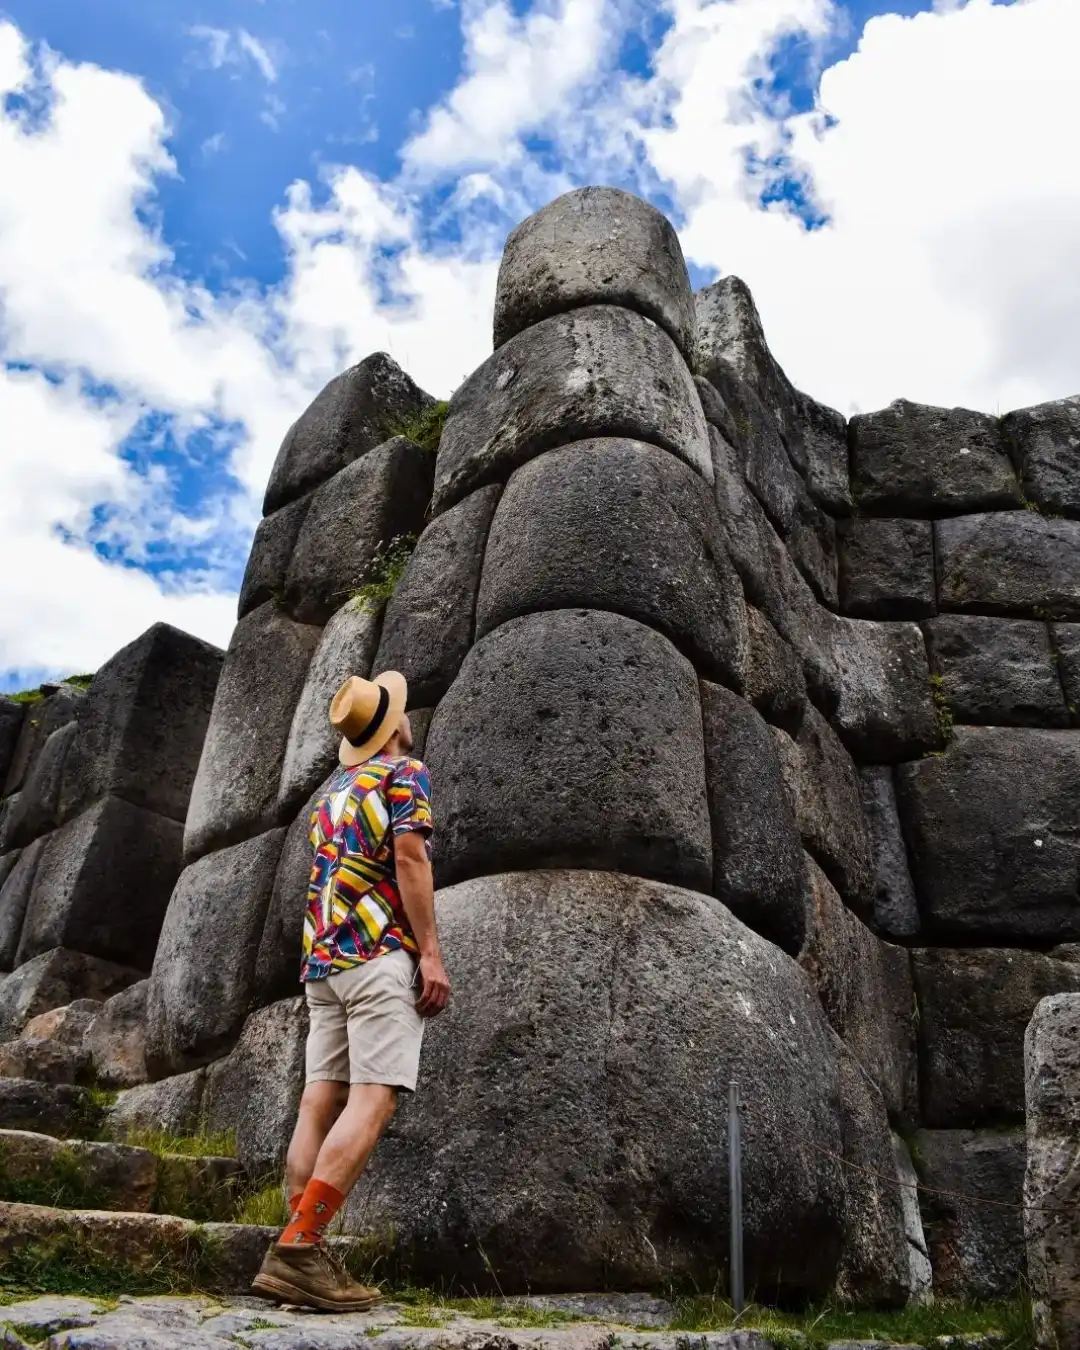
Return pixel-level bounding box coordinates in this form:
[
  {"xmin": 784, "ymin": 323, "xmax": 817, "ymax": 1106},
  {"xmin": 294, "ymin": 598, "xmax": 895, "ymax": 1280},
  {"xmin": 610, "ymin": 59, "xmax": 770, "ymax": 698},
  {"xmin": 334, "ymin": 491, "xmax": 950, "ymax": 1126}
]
[
  {"xmin": 236, "ymin": 30, "xmax": 278, "ymax": 83},
  {"xmin": 189, "ymin": 26, "xmax": 278, "ymax": 82}
]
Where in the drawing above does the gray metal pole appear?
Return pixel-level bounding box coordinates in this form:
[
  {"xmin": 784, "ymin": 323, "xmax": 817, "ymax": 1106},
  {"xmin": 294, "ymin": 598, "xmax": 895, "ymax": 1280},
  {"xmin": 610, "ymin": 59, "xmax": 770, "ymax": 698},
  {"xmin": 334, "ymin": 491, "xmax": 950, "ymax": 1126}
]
[{"xmin": 728, "ymin": 1080, "xmax": 745, "ymax": 1315}]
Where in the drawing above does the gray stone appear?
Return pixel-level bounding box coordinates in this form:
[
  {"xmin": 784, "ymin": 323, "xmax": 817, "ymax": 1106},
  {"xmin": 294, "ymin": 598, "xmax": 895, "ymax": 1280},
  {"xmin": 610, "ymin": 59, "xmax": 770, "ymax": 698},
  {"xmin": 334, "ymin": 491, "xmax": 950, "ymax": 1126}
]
[
  {"xmin": 0, "ymin": 699, "xmax": 23, "ymax": 790},
  {"xmin": 1052, "ymin": 623, "xmax": 1080, "ymax": 722},
  {"xmin": 493, "ymin": 186, "xmax": 696, "ymax": 360},
  {"xmin": 375, "ymin": 484, "xmax": 501, "ymax": 706},
  {"xmin": 409, "ymin": 708, "xmax": 434, "ymax": 762},
  {"xmin": 915, "ymin": 1128, "xmax": 1026, "ymax": 1300},
  {"xmin": 743, "ymin": 606, "xmax": 807, "ymax": 733},
  {"xmin": 238, "ymin": 495, "xmax": 312, "ymax": 621},
  {"xmin": 203, "ymin": 997, "xmax": 307, "ymax": 1185},
  {"xmin": 476, "ymin": 442, "xmax": 748, "ymax": 688},
  {"xmin": 0, "ymin": 1001, "xmax": 100, "ymax": 1085},
  {"xmin": 184, "ymin": 603, "xmax": 321, "ymax": 864},
  {"xmin": 850, "ymin": 400, "xmax": 1021, "ymax": 514},
  {"xmin": 0, "ymin": 794, "xmax": 17, "ymax": 857},
  {"xmin": 0, "ymin": 1078, "xmax": 93, "ymax": 1136},
  {"xmin": 897, "ymin": 728, "xmax": 1080, "ymax": 939},
  {"xmin": 1003, "ymin": 395, "xmax": 1080, "ymax": 517},
  {"xmin": 839, "ymin": 518, "xmax": 936, "ymax": 621},
  {"xmin": 936, "ymin": 511, "xmax": 1080, "ymax": 620},
  {"xmin": 787, "ymin": 487, "xmax": 839, "ymax": 609},
  {"xmin": 696, "ymin": 372, "xmax": 742, "ymax": 448},
  {"xmin": 0, "ymin": 948, "xmax": 140, "ymax": 1042},
  {"xmin": 350, "ymin": 870, "xmax": 850, "ymax": 1298},
  {"xmin": 426, "ymin": 610, "xmax": 712, "ymax": 892},
  {"xmin": 0, "ymin": 1295, "xmax": 99, "ymax": 1336},
  {"xmin": 701, "ymin": 684, "xmax": 807, "ymax": 954},
  {"xmin": 2, "ymin": 684, "xmax": 83, "ymax": 798},
  {"xmin": 87, "ymin": 981, "xmax": 149, "ymax": 1089},
  {"xmin": 770, "ymin": 706, "xmax": 873, "ymax": 911},
  {"xmin": 283, "ymin": 437, "xmax": 435, "ymax": 626},
  {"xmin": 59, "ymin": 624, "xmax": 223, "ymax": 826},
  {"xmin": 858, "ymin": 767, "xmax": 920, "ymax": 939},
  {"xmin": 0, "ymin": 1128, "xmax": 159, "ymax": 1212},
  {"xmin": 798, "ymin": 394, "xmax": 853, "ymax": 516},
  {"xmin": 925, "ymin": 616, "xmax": 1067, "ymax": 727},
  {"xmin": 107, "ymin": 1069, "xmax": 206, "ymax": 1140},
  {"xmin": 506, "ymin": 1293, "xmax": 676, "ymax": 1327},
  {"xmin": 432, "ymin": 305, "xmax": 712, "ymax": 515},
  {"xmin": 2, "ymin": 722, "xmax": 75, "ymax": 850},
  {"xmin": 255, "ymin": 781, "xmax": 326, "ymax": 1007},
  {"xmin": 146, "ymin": 829, "xmax": 286, "ymax": 1076},
  {"xmin": 264, "ymin": 352, "xmax": 435, "ymax": 515},
  {"xmin": 1025, "ymin": 994, "xmax": 1080, "ymax": 1350},
  {"xmin": 0, "ymin": 839, "xmax": 45, "ymax": 971},
  {"xmin": 913, "ymin": 948, "xmax": 1080, "ymax": 1126},
  {"xmin": 798, "ymin": 859, "xmax": 916, "ymax": 1121},
  {"xmin": 17, "ymin": 797, "xmax": 183, "ymax": 969},
  {"xmin": 892, "ymin": 1135, "xmax": 934, "ymax": 1304},
  {"xmin": 277, "ymin": 603, "xmax": 383, "ymax": 817}
]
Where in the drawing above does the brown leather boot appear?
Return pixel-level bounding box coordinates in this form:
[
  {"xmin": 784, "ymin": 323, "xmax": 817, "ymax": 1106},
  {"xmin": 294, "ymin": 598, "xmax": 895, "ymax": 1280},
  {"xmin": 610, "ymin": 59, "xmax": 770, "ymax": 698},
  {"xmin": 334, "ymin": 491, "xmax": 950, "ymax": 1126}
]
[{"xmin": 251, "ymin": 1240, "xmax": 382, "ymax": 1312}]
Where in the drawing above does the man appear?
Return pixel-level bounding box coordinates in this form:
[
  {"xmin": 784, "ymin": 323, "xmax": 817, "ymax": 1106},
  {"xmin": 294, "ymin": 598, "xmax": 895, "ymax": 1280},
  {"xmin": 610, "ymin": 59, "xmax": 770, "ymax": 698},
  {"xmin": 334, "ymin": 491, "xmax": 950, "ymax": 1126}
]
[{"xmin": 253, "ymin": 670, "xmax": 451, "ymax": 1312}]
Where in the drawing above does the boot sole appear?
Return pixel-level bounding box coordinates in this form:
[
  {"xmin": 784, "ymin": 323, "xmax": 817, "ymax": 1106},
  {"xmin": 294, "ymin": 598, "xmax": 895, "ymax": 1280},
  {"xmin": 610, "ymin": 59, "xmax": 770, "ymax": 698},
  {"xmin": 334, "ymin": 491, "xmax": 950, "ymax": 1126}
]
[{"xmin": 251, "ymin": 1272, "xmax": 381, "ymax": 1313}]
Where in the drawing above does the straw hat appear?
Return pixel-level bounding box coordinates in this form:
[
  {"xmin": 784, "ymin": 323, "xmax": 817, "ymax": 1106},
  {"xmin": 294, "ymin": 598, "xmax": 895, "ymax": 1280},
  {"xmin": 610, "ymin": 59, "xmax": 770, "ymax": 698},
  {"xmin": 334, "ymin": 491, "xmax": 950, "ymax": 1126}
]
[{"xmin": 329, "ymin": 672, "xmax": 408, "ymax": 768}]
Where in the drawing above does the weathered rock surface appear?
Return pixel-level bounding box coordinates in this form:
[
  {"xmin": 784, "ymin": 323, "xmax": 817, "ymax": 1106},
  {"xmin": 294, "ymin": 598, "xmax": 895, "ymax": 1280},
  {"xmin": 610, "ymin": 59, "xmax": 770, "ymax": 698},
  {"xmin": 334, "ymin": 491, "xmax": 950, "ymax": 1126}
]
[
  {"xmin": 1003, "ymin": 395, "xmax": 1080, "ymax": 517},
  {"xmin": 375, "ymin": 484, "xmax": 501, "ymax": 707},
  {"xmin": 432, "ymin": 305, "xmax": 711, "ymax": 514},
  {"xmin": 701, "ymin": 684, "xmax": 807, "ymax": 954},
  {"xmin": 237, "ymin": 495, "xmax": 312, "ymax": 621},
  {"xmin": 797, "ymin": 394, "xmax": 853, "ymax": 516},
  {"xmin": 891, "ymin": 1135, "xmax": 934, "ymax": 1304},
  {"xmin": 0, "ymin": 699, "xmax": 22, "ymax": 789},
  {"xmin": 255, "ymin": 781, "xmax": 326, "ymax": 1006},
  {"xmin": 107, "ymin": 1069, "xmax": 207, "ymax": 1140},
  {"xmin": 1, "ymin": 721, "xmax": 75, "ymax": 849},
  {"xmin": 426, "ymin": 611, "xmax": 712, "ymax": 892},
  {"xmin": 264, "ymin": 352, "xmax": 434, "ymax": 514},
  {"xmin": 858, "ymin": 767, "xmax": 920, "ymax": 939},
  {"xmin": 351, "ymin": 870, "xmax": 850, "ymax": 1298},
  {"xmin": 494, "ymin": 187, "xmax": 696, "ymax": 359},
  {"xmin": 0, "ymin": 838, "xmax": 44, "ymax": 970},
  {"xmin": 2, "ymin": 684, "xmax": 83, "ymax": 798},
  {"xmin": 0, "ymin": 1079, "xmax": 96, "ymax": 1137},
  {"xmin": 925, "ymin": 616, "xmax": 1067, "ymax": 727},
  {"xmin": 1025, "ymin": 993, "xmax": 1080, "ymax": 1350},
  {"xmin": 1053, "ymin": 623, "xmax": 1080, "ymax": 722},
  {"xmin": 18, "ymin": 797, "xmax": 183, "ymax": 969},
  {"xmin": 915, "ymin": 1128, "xmax": 1026, "ymax": 1300},
  {"xmin": 155, "ymin": 1152, "xmax": 245, "ymax": 1224},
  {"xmin": 277, "ymin": 602, "xmax": 383, "ymax": 816},
  {"xmin": 936, "ymin": 512, "xmax": 1080, "ymax": 619},
  {"xmin": 283, "ymin": 436, "xmax": 434, "ymax": 625},
  {"xmin": 0, "ymin": 948, "xmax": 139, "ymax": 1042},
  {"xmin": 743, "ymin": 606, "xmax": 807, "ymax": 733},
  {"xmin": 476, "ymin": 442, "xmax": 747, "ymax": 688},
  {"xmin": 850, "ymin": 400, "xmax": 1021, "ymax": 515},
  {"xmin": 839, "ymin": 518, "xmax": 936, "ymax": 621},
  {"xmin": 913, "ymin": 948, "xmax": 1080, "ymax": 1127},
  {"xmin": 184, "ymin": 603, "xmax": 320, "ymax": 863},
  {"xmin": 146, "ymin": 829, "xmax": 287, "ymax": 1076},
  {"xmin": 897, "ymin": 728, "xmax": 1080, "ymax": 939},
  {"xmin": 87, "ymin": 980, "xmax": 149, "ymax": 1089},
  {"xmin": 0, "ymin": 999, "xmax": 100, "ymax": 1084},
  {"xmin": 203, "ymin": 997, "xmax": 307, "ymax": 1184},
  {"xmin": 0, "ymin": 1128, "xmax": 158, "ymax": 1212}
]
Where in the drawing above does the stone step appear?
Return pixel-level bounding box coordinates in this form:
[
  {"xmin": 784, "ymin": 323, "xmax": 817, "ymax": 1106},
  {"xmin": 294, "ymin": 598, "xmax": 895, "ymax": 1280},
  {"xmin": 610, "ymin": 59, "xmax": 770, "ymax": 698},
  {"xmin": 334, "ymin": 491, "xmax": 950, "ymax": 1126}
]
[
  {"xmin": 0, "ymin": 1128, "xmax": 244, "ymax": 1220},
  {"xmin": 0, "ymin": 1077, "xmax": 103, "ymax": 1139}
]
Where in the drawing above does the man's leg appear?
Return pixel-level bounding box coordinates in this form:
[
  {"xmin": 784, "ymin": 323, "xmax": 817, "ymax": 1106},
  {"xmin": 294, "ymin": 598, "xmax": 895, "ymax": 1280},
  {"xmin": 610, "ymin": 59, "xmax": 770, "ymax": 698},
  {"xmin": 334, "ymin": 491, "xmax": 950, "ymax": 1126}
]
[
  {"xmin": 308, "ymin": 1083, "xmax": 398, "ymax": 1195},
  {"xmin": 285, "ymin": 1080, "xmax": 349, "ymax": 1207}
]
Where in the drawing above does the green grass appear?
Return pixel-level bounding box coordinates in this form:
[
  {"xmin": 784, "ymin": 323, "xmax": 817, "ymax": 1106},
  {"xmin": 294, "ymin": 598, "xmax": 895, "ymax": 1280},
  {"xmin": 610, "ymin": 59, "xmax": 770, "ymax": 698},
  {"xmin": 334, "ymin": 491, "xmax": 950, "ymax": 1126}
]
[
  {"xmin": 348, "ymin": 534, "xmax": 417, "ymax": 614},
  {"xmin": 235, "ymin": 1185, "xmax": 289, "ymax": 1228},
  {"xmin": 928, "ymin": 673, "xmax": 955, "ymax": 746},
  {"xmin": 389, "ymin": 400, "xmax": 449, "ymax": 454},
  {"xmin": 0, "ymin": 1232, "xmax": 193, "ymax": 1303},
  {"xmin": 0, "ymin": 1142, "xmax": 113, "ymax": 1212},
  {"xmin": 4, "ymin": 674, "xmax": 95, "ymax": 705},
  {"xmin": 123, "ymin": 1128, "xmax": 237, "ymax": 1160}
]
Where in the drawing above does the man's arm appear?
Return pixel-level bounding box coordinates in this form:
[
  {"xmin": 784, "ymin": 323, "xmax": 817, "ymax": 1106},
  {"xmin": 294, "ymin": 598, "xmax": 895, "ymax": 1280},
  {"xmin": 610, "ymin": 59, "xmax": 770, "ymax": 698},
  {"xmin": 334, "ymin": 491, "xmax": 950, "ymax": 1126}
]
[{"xmin": 394, "ymin": 830, "xmax": 450, "ymax": 1017}]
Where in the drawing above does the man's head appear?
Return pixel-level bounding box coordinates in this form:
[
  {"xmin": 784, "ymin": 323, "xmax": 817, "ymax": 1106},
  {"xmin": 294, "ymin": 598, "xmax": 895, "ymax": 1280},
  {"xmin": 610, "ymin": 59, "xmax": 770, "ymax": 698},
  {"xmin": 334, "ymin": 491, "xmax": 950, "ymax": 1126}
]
[
  {"xmin": 385, "ymin": 711, "xmax": 413, "ymax": 756},
  {"xmin": 330, "ymin": 672, "xmax": 409, "ymax": 767}
]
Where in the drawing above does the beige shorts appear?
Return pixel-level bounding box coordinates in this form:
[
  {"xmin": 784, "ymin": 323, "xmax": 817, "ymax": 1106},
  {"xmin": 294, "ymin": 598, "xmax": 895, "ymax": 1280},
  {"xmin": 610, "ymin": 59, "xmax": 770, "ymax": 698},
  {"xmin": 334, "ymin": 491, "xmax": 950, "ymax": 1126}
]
[{"xmin": 304, "ymin": 949, "xmax": 425, "ymax": 1092}]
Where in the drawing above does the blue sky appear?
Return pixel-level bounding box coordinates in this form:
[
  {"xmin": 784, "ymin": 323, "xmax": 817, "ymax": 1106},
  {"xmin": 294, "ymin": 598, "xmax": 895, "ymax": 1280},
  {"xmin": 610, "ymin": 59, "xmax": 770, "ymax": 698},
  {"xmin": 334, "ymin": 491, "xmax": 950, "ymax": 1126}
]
[{"xmin": 0, "ymin": 0, "xmax": 1073, "ymax": 687}]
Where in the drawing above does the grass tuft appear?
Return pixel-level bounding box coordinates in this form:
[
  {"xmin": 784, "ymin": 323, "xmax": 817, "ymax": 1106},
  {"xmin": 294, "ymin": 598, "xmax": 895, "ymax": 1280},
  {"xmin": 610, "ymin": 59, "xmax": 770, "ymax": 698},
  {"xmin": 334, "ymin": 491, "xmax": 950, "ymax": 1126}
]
[
  {"xmin": 0, "ymin": 1142, "xmax": 112, "ymax": 1212},
  {"xmin": 928, "ymin": 673, "xmax": 955, "ymax": 746},
  {"xmin": 389, "ymin": 401, "xmax": 449, "ymax": 454},
  {"xmin": 124, "ymin": 1128, "xmax": 237, "ymax": 1160},
  {"xmin": 348, "ymin": 535, "xmax": 417, "ymax": 614},
  {"xmin": 235, "ymin": 1185, "xmax": 289, "ymax": 1228}
]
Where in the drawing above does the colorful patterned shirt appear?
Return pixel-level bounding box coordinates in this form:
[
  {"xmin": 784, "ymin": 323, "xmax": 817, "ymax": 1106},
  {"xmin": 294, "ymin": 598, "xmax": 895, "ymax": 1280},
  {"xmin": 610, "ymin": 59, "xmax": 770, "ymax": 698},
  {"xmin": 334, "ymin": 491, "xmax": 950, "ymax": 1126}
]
[{"xmin": 300, "ymin": 754, "xmax": 434, "ymax": 982}]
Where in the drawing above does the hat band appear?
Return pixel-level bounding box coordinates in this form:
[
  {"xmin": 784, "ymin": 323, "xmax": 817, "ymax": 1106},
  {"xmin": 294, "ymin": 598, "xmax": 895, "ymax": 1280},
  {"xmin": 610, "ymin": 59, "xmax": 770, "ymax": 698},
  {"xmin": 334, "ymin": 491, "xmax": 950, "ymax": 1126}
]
[{"xmin": 345, "ymin": 685, "xmax": 391, "ymax": 748}]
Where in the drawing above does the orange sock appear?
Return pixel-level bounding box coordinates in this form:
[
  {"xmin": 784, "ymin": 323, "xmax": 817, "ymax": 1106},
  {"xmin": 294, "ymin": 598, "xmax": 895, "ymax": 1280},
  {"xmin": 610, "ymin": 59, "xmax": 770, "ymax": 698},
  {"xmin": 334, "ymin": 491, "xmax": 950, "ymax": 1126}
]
[
  {"xmin": 279, "ymin": 1178, "xmax": 345, "ymax": 1246},
  {"xmin": 287, "ymin": 1192, "xmax": 301, "ymax": 1216}
]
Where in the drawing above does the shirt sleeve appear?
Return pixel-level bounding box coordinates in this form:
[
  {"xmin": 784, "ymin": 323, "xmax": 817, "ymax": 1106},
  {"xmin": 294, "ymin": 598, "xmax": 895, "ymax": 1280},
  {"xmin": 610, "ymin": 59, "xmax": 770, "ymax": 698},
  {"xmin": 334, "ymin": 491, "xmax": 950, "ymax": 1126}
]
[{"xmin": 387, "ymin": 759, "xmax": 434, "ymax": 837}]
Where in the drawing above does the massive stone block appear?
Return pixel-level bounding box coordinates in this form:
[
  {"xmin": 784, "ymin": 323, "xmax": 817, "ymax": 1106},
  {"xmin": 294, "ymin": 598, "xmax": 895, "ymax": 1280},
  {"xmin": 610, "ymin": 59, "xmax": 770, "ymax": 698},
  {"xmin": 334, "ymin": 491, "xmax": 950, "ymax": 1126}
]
[
  {"xmin": 59, "ymin": 625, "xmax": 224, "ymax": 827},
  {"xmin": 915, "ymin": 1128, "xmax": 1026, "ymax": 1300},
  {"xmin": 476, "ymin": 442, "xmax": 748, "ymax": 689},
  {"xmin": 913, "ymin": 948, "xmax": 1080, "ymax": 1127},
  {"xmin": 283, "ymin": 436, "xmax": 434, "ymax": 626},
  {"xmin": 17, "ymin": 797, "xmax": 183, "ymax": 971},
  {"xmin": 255, "ymin": 779, "xmax": 327, "ymax": 1007},
  {"xmin": 493, "ymin": 187, "xmax": 696, "ymax": 360},
  {"xmin": 3, "ymin": 685, "xmax": 83, "ymax": 798},
  {"xmin": 701, "ymin": 684, "xmax": 807, "ymax": 954},
  {"xmin": 263, "ymin": 352, "xmax": 435, "ymax": 515},
  {"xmin": 798, "ymin": 859, "xmax": 916, "ymax": 1122},
  {"xmin": 838, "ymin": 518, "xmax": 936, "ymax": 621},
  {"xmin": 897, "ymin": 728, "xmax": 1080, "ymax": 939},
  {"xmin": 936, "ymin": 512, "xmax": 1080, "ymax": 620},
  {"xmin": 0, "ymin": 700, "xmax": 23, "ymax": 789},
  {"xmin": 426, "ymin": 610, "xmax": 712, "ymax": 892},
  {"xmin": 858, "ymin": 766, "xmax": 919, "ymax": 939},
  {"xmin": 1003, "ymin": 395, "xmax": 1080, "ymax": 517},
  {"xmin": 432, "ymin": 305, "xmax": 711, "ymax": 514},
  {"xmin": 1053, "ymin": 623, "xmax": 1080, "ymax": 722},
  {"xmin": 798, "ymin": 394, "xmax": 853, "ymax": 516},
  {"xmin": 146, "ymin": 829, "xmax": 286, "ymax": 1077},
  {"xmin": 743, "ymin": 606, "xmax": 806, "ymax": 733},
  {"xmin": 0, "ymin": 840, "xmax": 44, "ymax": 971},
  {"xmin": 277, "ymin": 603, "xmax": 383, "ymax": 817},
  {"xmin": 1, "ymin": 723, "xmax": 75, "ymax": 850},
  {"xmin": 1025, "ymin": 993, "xmax": 1080, "ymax": 1350},
  {"xmin": 107, "ymin": 1069, "xmax": 207, "ymax": 1140},
  {"xmin": 87, "ymin": 980, "xmax": 149, "ymax": 1090},
  {"xmin": 349, "ymin": 870, "xmax": 850, "ymax": 1298},
  {"xmin": 184, "ymin": 602, "xmax": 320, "ymax": 863},
  {"xmin": 925, "ymin": 615, "xmax": 1067, "ymax": 727},
  {"xmin": 850, "ymin": 400, "xmax": 1021, "ymax": 514},
  {"xmin": 237, "ymin": 495, "xmax": 312, "ymax": 621},
  {"xmin": 374, "ymin": 485, "xmax": 500, "ymax": 707},
  {"xmin": 0, "ymin": 947, "xmax": 141, "ymax": 1042}
]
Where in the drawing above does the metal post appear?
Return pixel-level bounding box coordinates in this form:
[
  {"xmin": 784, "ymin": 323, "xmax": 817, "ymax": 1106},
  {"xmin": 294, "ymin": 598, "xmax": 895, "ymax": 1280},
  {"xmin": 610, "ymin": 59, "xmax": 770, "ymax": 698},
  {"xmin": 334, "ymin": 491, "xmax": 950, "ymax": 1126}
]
[{"xmin": 728, "ymin": 1080, "xmax": 745, "ymax": 1315}]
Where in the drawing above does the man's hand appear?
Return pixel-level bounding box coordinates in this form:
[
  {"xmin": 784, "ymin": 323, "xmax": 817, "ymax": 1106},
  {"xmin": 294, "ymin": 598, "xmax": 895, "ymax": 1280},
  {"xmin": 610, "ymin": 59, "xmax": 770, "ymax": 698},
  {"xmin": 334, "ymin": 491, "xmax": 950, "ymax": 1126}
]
[{"xmin": 416, "ymin": 953, "xmax": 451, "ymax": 1018}]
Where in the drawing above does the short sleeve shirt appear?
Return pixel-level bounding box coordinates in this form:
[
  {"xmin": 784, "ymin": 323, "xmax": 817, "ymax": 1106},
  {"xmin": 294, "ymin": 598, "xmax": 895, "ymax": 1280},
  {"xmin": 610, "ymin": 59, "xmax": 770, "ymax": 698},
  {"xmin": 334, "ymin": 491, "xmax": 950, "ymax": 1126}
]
[{"xmin": 300, "ymin": 754, "xmax": 433, "ymax": 982}]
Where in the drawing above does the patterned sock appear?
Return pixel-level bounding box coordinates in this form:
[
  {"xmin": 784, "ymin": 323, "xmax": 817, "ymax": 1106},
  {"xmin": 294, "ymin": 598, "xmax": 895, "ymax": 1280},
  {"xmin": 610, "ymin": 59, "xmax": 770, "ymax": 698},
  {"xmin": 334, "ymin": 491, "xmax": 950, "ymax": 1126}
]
[
  {"xmin": 279, "ymin": 1178, "xmax": 345, "ymax": 1246},
  {"xmin": 287, "ymin": 1192, "xmax": 301, "ymax": 1216}
]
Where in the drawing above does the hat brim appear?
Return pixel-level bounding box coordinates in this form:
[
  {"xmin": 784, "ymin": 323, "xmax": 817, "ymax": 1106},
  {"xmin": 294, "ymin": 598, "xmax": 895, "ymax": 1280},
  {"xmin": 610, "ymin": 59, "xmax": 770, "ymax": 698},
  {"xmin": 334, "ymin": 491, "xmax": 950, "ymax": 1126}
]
[{"xmin": 338, "ymin": 671, "xmax": 409, "ymax": 768}]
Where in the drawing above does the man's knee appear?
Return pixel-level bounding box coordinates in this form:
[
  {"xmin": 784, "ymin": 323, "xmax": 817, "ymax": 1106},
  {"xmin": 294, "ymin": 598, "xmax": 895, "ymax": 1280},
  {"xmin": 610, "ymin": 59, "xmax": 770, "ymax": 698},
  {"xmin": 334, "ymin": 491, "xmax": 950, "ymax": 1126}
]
[{"xmin": 300, "ymin": 1079, "xmax": 349, "ymax": 1126}]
